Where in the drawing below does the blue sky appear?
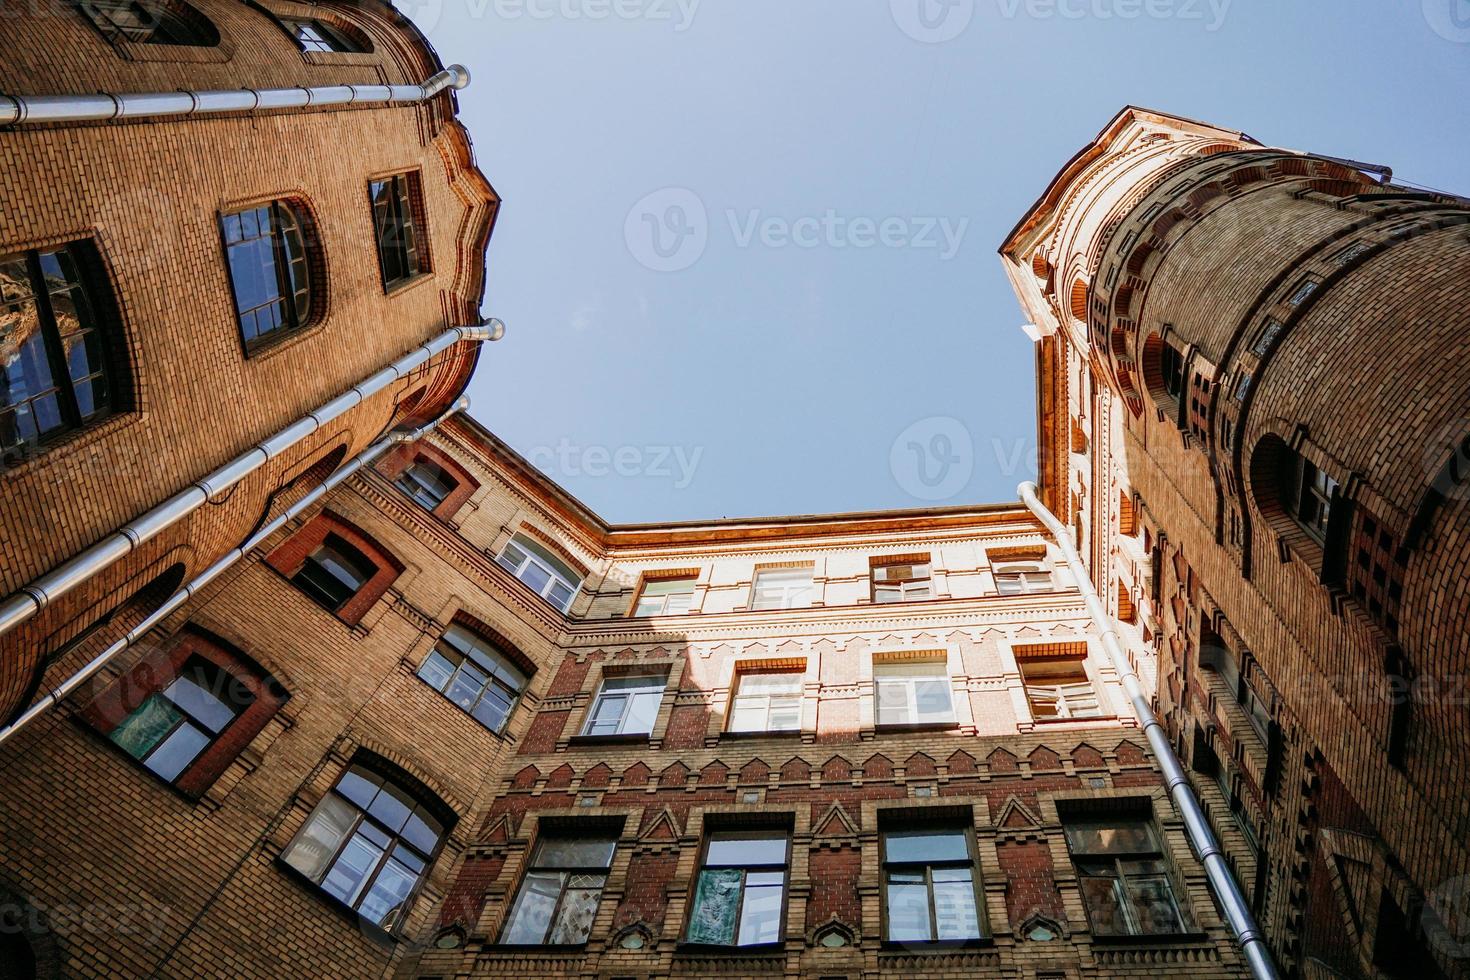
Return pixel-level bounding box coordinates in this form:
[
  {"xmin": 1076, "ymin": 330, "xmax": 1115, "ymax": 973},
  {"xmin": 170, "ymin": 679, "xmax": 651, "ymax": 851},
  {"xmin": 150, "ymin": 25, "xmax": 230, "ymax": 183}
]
[{"xmin": 402, "ymin": 0, "xmax": 1470, "ymax": 523}]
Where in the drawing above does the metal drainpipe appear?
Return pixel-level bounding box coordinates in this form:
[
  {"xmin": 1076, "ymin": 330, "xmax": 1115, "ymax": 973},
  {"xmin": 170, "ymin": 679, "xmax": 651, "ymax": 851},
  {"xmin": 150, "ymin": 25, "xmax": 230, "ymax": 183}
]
[
  {"xmin": 0, "ymin": 320, "xmax": 502, "ymax": 641},
  {"xmin": 0, "ymin": 65, "xmax": 470, "ymax": 126},
  {"xmin": 1017, "ymin": 481, "xmax": 1280, "ymax": 980},
  {"xmin": 0, "ymin": 396, "xmax": 471, "ymax": 750}
]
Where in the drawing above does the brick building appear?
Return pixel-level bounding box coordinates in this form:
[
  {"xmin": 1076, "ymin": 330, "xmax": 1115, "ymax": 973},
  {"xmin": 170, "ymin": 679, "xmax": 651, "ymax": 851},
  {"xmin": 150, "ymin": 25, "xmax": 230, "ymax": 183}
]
[{"xmin": 0, "ymin": 30, "xmax": 1463, "ymax": 980}]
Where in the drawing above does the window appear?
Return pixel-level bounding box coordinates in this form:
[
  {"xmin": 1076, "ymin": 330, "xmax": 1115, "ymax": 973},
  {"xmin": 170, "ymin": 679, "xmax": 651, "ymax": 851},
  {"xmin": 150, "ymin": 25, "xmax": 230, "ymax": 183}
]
[
  {"xmin": 994, "ymin": 563, "xmax": 1053, "ymax": 595},
  {"xmin": 291, "ymin": 533, "xmax": 377, "ymax": 614},
  {"xmin": 72, "ymin": 0, "xmax": 216, "ymax": 45},
  {"xmin": 220, "ymin": 201, "xmax": 315, "ymax": 351},
  {"xmin": 1159, "ymin": 339, "xmax": 1185, "ymax": 401},
  {"xmin": 500, "ymin": 831, "xmax": 616, "ymax": 945},
  {"xmin": 0, "ymin": 242, "xmax": 120, "ymax": 464},
  {"xmin": 1284, "ymin": 453, "xmax": 1337, "ymax": 544},
  {"xmin": 872, "ymin": 560, "xmax": 933, "ymax": 603},
  {"xmin": 1021, "ymin": 656, "xmax": 1102, "ymax": 721},
  {"xmin": 633, "ymin": 576, "xmax": 696, "ymax": 616},
  {"xmin": 282, "ymin": 763, "xmax": 446, "ymax": 932},
  {"xmin": 1199, "ymin": 632, "xmax": 1271, "ymax": 742},
  {"xmin": 1064, "ymin": 816, "xmax": 1186, "ymax": 937},
  {"xmin": 370, "ymin": 173, "xmax": 427, "ymax": 288},
  {"xmin": 496, "ymin": 534, "xmax": 581, "ymax": 613},
  {"xmin": 395, "ymin": 457, "xmax": 457, "ymax": 511},
  {"xmin": 1251, "ymin": 319, "xmax": 1284, "ymax": 357},
  {"xmin": 1286, "ymin": 278, "xmax": 1319, "ymax": 307},
  {"xmin": 284, "ymin": 17, "xmax": 365, "ymax": 52},
  {"xmin": 727, "ymin": 669, "xmax": 802, "ymax": 733},
  {"xmin": 582, "ymin": 675, "xmax": 664, "ymax": 737},
  {"xmin": 686, "ymin": 832, "xmax": 788, "ymax": 947},
  {"xmin": 874, "ymin": 658, "xmax": 954, "ymax": 727},
  {"xmin": 416, "ymin": 624, "xmax": 528, "ymax": 733},
  {"xmin": 108, "ymin": 657, "xmax": 253, "ymax": 783},
  {"xmin": 749, "ymin": 566, "xmax": 813, "ymax": 610},
  {"xmin": 882, "ymin": 826, "xmax": 982, "ymax": 942}
]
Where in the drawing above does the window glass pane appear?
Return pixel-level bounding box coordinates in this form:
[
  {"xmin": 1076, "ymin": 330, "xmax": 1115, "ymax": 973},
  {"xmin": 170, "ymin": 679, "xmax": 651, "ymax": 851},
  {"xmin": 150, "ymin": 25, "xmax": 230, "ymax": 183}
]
[
  {"xmin": 416, "ymin": 650, "xmax": 455, "ymax": 691},
  {"xmin": 728, "ymin": 702, "xmax": 767, "ymax": 733},
  {"xmin": 914, "ymin": 679, "xmax": 953, "ymax": 720},
  {"xmin": 875, "ymin": 679, "xmax": 912, "ymax": 725},
  {"xmin": 472, "ymin": 688, "xmax": 512, "ymax": 732},
  {"xmin": 549, "ymin": 882, "xmax": 604, "ymax": 943},
  {"xmin": 767, "ymin": 702, "xmax": 801, "ymax": 731},
  {"xmin": 367, "ymin": 780, "xmax": 415, "ymax": 833},
  {"xmin": 536, "ymin": 836, "xmax": 617, "ymax": 869},
  {"xmin": 686, "ymin": 868, "xmax": 741, "ymax": 944},
  {"xmin": 885, "ymin": 872, "xmax": 931, "ymax": 941},
  {"xmin": 623, "ymin": 691, "xmax": 661, "ymax": 734},
  {"xmin": 547, "ymin": 580, "xmax": 575, "ymax": 609},
  {"xmin": 1125, "ymin": 873, "xmax": 1184, "ymax": 934},
  {"xmin": 884, "ymin": 828, "xmax": 969, "ymax": 864},
  {"xmin": 706, "ymin": 835, "xmax": 786, "ymax": 866},
  {"xmin": 1064, "ymin": 821, "xmax": 1155, "ymax": 855},
  {"xmin": 932, "ymin": 869, "xmax": 980, "ymax": 939},
  {"xmin": 521, "ymin": 562, "xmax": 552, "ymax": 593},
  {"xmin": 585, "ymin": 693, "xmax": 625, "ymax": 735},
  {"xmin": 285, "ymin": 794, "xmax": 358, "ymax": 881},
  {"xmin": 738, "ymin": 672, "xmax": 801, "ymax": 695},
  {"xmin": 1079, "ymin": 874, "xmax": 1129, "ymax": 935},
  {"xmin": 400, "ymin": 807, "xmax": 442, "ymax": 855},
  {"xmin": 738, "ymin": 877, "xmax": 784, "ymax": 945},
  {"xmin": 162, "ymin": 674, "xmax": 238, "ymax": 733},
  {"xmin": 109, "ymin": 695, "xmax": 181, "ymax": 759},
  {"xmin": 358, "ymin": 856, "xmax": 418, "ymax": 928},
  {"xmin": 335, "ymin": 766, "xmax": 381, "ymax": 809},
  {"xmin": 502, "ymin": 871, "xmax": 563, "ymax": 944},
  {"xmin": 143, "ymin": 721, "xmax": 210, "ymax": 782},
  {"xmin": 322, "ymin": 832, "xmax": 384, "ymax": 906},
  {"xmin": 446, "ymin": 661, "xmax": 488, "ymax": 710}
]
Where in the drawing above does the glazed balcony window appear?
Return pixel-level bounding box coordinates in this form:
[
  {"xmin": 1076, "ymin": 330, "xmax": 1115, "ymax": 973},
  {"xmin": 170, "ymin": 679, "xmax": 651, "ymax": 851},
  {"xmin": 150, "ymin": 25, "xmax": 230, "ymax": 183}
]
[
  {"xmin": 727, "ymin": 670, "xmax": 802, "ymax": 734},
  {"xmin": 282, "ymin": 764, "xmax": 446, "ymax": 933},
  {"xmin": 395, "ymin": 457, "xmax": 457, "ymax": 511},
  {"xmin": 284, "ymin": 17, "xmax": 365, "ymax": 53},
  {"xmin": 873, "ymin": 659, "xmax": 954, "ymax": 727},
  {"xmin": 872, "ymin": 560, "xmax": 933, "ymax": 603},
  {"xmin": 1021, "ymin": 657, "xmax": 1102, "ymax": 721},
  {"xmin": 633, "ymin": 575, "xmax": 696, "ymax": 616},
  {"xmin": 371, "ymin": 173, "xmax": 428, "ymax": 289},
  {"xmin": 292, "ymin": 533, "xmax": 377, "ymax": 614},
  {"xmin": 581, "ymin": 675, "xmax": 664, "ymax": 737},
  {"xmin": 749, "ymin": 566, "xmax": 813, "ymax": 610},
  {"xmin": 0, "ymin": 242, "xmax": 121, "ymax": 465},
  {"xmin": 416, "ymin": 624, "xmax": 528, "ymax": 733},
  {"xmin": 882, "ymin": 826, "xmax": 983, "ymax": 943},
  {"xmin": 500, "ymin": 832, "xmax": 616, "ymax": 945},
  {"xmin": 496, "ymin": 534, "xmax": 581, "ymax": 612},
  {"xmin": 72, "ymin": 0, "xmax": 218, "ymax": 46},
  {"xmin": 220, "ymin": 201, "xmax": 317, "ymax": 352},
  {"xmin": 685, "ymin": 832, "xmax": 789, "ymax": 947},
  {"xmin": 1064, "ymin": 817, "xmax": 1187, "ymax": 937}
]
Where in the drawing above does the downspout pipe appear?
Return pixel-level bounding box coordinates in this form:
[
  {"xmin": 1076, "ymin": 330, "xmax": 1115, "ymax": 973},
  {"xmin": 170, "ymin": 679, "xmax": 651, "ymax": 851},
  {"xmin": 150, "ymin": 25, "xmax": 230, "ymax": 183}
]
[
  {"xmin": 0, "ymin": 396, "xmax": 470, "ymax": 750},
  {"xmin": 0, "ymin": 320, "xmax": 502, "ymax": 641},
  {"xmin": 1017, "ymin": 481, "xmax": 1281, "ymax": 980},
  {"xmin": 0, "ymin": 65, "xmax": 469, "ymax": 126}
]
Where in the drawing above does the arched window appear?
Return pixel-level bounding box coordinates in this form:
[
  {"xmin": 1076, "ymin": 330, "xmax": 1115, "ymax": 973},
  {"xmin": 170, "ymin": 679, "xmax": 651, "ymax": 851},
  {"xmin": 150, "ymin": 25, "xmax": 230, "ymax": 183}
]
[
  {"xmin": 495, "ymin": 533, "xmax": 582, "ymax": 612},
  {"xmin": 1069, "ymin": 278, "xmax": 1089, "ymax": 323},
  {"xmin": 416, "ymin": 623, "xmax": 529, "ymax": 732},
  {"xmin": 282, "ymin": 17, "xmax": 369, "ymax": 53},
  {"xmin": 292, "ymin": 534, "xmax": 376, "ymax": 613},
  {"xmin": 72, "ymin": 0, "xmax": 217, "ymax": 45},
  {"xmin": 220, "ymin": 200, "xmax": 318, "ymax": 353},
  {"xmin": 1, "ymin": 241, "xmax": 126, "ymax": 467},
  {"xmin": 1283, "ymin": 452, "xmax": 1337, "ymax": 545},
  {"xmin": 282, "ymin": 761, "xmax": 449, "ymax": 933},
  {"xmin": 1141, "ymin": 332, "xmax": 1186, "ymax": 414},
  {"xmin": 396, "ymin": 457, "xmax": 457, "ymax": 511}
]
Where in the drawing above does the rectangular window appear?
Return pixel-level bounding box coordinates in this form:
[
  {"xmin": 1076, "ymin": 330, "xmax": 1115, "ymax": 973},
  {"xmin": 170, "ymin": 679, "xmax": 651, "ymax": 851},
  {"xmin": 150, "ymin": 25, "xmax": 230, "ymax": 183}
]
[
  {"xmin": 1159, "ymin": 340, "xmax": 1185, "ymax": 400},
  {"xmin": 395, "ymin": 458, "xmax": 456, "ymax": 511},
  {"xmin": 220, "ymin": 201, "xmax": 313, "ymax": 351},
  {"xmin": 749, "ymin": 566, "xmax": 813, "ymax": 610},
  {"xmin": 873, "ymin": 658, "xmax": 953, "ymax": 727},
  {"xmin": 1251, "ymin": 319, "xmax": 1284, "ymax": 357},
  {"xmin": 882, "ymin": 826, "xmax": 982, "ymax": 942},
  {"xmin": 582, "ymin": 675, "xmax": 665, "ymax": 737},
  {"xmin": 1020, "ymin": 657, "xmax": 1102, "ymax": 721},
  {"xmin": 871, "ymin": 560, "xmax": 933, "ymax": 603},
  {"xmin": 370, "ymin": 173, "xmax": 426, "ymax": 289},
  {"xmin": 686, "ymin": 832, "xmax": 788, "ymax": 947},
  {"xmin": 292, "ymin": 533, "xmax": 377, "ymax": 613},
  {"xmin": 633, "ymin": 576, "xmax": 696, "ymax": 616},
  {"xmin": 994, "ymin": 563, "xmax": 1053, "ymax": 595},
  {"xmin": 416, "ymin": 624, "xmax": 528, "ymax": 733},
  {"xmin": 727, "ymin": 670, "xmax": 803, "ymax": 733},
  {"xmin": 1287, "ymin": 278, "xmax": 1319, "ymax": 307},
  {"xmin": 1064, "ymin": 816, "xmax": 1186, "ymax": 937},
  {"xmin": 285, "ymin": 17, "xmax": 363, "ymax": 52},
  {"xmin": 500, "ymin": 832, "xmax": 616, "ymax": 945},
  {"xmin": 108, "ymin": 657, "xmax": 253, "ymax": 783},
  {"xmin": 1287, "ymin": 456, "xmax": 1337, "ymax": 544}
]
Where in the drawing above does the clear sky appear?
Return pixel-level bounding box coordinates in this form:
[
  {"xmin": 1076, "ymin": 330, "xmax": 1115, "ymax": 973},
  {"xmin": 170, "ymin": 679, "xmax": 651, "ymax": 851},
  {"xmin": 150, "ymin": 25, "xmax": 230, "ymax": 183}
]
[{"xmin": 400, "ymin": 0, "xmax": 1470, "ymax": 523}]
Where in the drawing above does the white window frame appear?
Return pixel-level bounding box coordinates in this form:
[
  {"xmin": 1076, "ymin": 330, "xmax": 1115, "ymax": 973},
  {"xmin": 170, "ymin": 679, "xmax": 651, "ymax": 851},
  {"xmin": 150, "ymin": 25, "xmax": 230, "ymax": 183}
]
[
  {"xmin": 749, "ymin": 566, "xmax": 813, "ymax": 611},
  {"xmin": 633, "ymin": 576, "xmax": 697, "ymax": 616},
  {"xmin": 581, "ymin": 675, "xmax": 666, "ymax": 737},
  {"xmin": 727, "ymin": 671, "xmax": 803, "ymax": 734},
  {"xmin": 1020, "ymin": 658, "xmax": 1103, "ymax": 721},
  {"xmin": 496, "ymin": 535, "xmax": 581, "ymax": 612},
  {"xmin": 994, "ymin": 563, "xmax": 1053, "ymax": 595},
  {"xmin": 871, "ymin": 561, "xmax": 933, "ymax": 603},
  {"xmin": 873, "ymin": 659, "xmax": 955, "ymax": 726}
]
